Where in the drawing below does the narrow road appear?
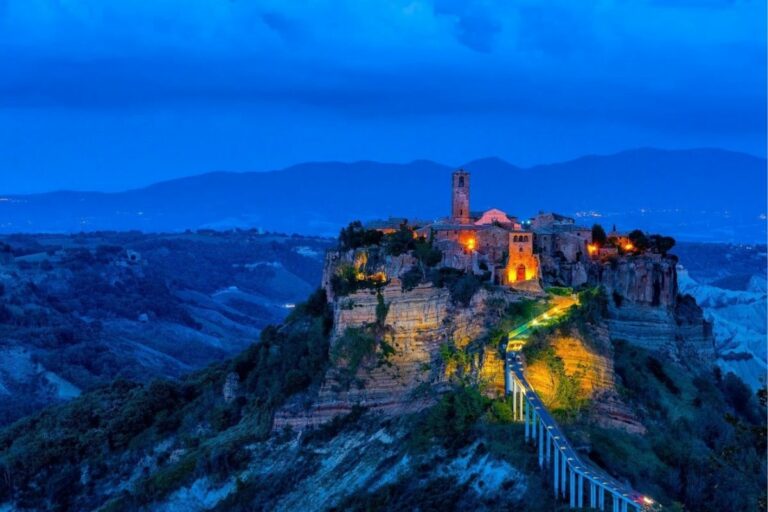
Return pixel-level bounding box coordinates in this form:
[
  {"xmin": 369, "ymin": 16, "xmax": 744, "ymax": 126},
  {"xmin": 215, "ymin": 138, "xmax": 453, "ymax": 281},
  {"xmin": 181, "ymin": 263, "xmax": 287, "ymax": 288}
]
[{"xmin": 505, "ymin": 293, "xmax": 654, "ymax": 511}]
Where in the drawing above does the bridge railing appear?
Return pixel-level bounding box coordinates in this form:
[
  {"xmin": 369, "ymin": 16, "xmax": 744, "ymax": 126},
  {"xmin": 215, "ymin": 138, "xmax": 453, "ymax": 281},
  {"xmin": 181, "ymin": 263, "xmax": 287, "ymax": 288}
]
[{"xmin": 504, "ymin": 351, "xmax": 658, "ymax": 512}]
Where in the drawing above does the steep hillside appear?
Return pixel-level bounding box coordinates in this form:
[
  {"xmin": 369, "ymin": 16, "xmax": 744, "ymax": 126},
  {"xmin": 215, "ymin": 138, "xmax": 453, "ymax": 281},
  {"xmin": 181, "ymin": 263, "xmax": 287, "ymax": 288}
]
[
  {"xmin": 0, "ymin": 280, "xmax": 763, "ymax": 511},
  {"xmin": 1, "ymin": 148, "xmax": 764, "ymax": 242},
  {"xmin": 1, "ymin": 226, "xmax": 764, "ymax": 512},
  {"xmin": 0, "ymin": 231, "xmax": 332, "ymax": 425}
]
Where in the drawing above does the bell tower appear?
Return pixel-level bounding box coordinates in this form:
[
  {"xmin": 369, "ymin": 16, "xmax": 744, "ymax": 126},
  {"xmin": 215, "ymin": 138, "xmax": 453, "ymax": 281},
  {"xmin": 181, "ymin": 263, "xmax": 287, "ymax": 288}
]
[{"xmin": 451, "ymin": 169, "xmax": 470, "ymax": 224}]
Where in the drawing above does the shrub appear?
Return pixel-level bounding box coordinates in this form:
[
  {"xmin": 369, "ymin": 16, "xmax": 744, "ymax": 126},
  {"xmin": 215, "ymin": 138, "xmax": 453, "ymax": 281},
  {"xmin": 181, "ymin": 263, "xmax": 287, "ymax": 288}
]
[
  {"xmin": 646, "ymin": 356, "xmax": 680, "ymax": 395},
  {"xmin": 400, "ymin": 267, "xmax": 422, "ymax": 291},
  {"xmin": 489, "ymin": 399, "xmax": 514, "ymax": 423},
  {"xmin": 410, "ymin": 386, "xmax": 489, "ymax": 451},
  {"xmin": 375, "ymin": 291, "xmax": 389, "ymax": 326},
  {"xmin": 383, "ymin": 224, "xmax": 416, "ymax": 256},
  {"xmin": 448, "ymin": 273, "xmax": 482, "ymax": 306},
  {"xmin": 546, "ymin": 286, "xmax": 572, "ymax": 296},
  {"xmin": 627, "ymin": 229, "xmax": 649, "ymax": 251},
  {"xmin": 592, "ymin": 224, "xmax": 607, "ymax": 245},
  {"xmin": 332, "ymin": 327, "xmax": 379, "ymax": 383},
  {"xmin": 338, "ymin": 221, "xmax": 383, "ymax": 251},
  {"xmin": 649, "ymin": 234, "xmax": 676, "ymax": 255},
  {"xmin": 721, "ymin": 371, "xmax": 753, "ymax": 416}
]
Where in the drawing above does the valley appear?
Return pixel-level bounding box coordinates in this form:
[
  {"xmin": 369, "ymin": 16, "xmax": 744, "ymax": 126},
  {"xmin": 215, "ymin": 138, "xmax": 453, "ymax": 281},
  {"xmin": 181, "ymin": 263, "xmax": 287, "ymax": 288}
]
[{"xmin": 0, "ymin": 231, "xmax": 333, "ymax": 426}]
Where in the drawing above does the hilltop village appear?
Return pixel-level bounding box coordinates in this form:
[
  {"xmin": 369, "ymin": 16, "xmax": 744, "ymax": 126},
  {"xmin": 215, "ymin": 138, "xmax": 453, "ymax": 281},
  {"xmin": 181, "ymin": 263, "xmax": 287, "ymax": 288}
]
[
  {"xmin": 277, "ymin": 169, "xmax": 713, "ymax": 433},
  {"xmin": 360, "ymin": 169, "xmax": 671, "ymax": 293},
  {"xmin": 1, "ymin": 172, "xmax": 761, "ymax": 512}
]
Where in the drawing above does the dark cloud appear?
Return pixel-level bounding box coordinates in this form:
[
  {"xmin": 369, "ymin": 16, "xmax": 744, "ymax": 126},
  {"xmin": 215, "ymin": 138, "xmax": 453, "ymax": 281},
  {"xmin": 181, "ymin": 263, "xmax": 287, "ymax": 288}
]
[{"xmin": 0, "ymin": 0, "xmax": 764, "ymax": 193}]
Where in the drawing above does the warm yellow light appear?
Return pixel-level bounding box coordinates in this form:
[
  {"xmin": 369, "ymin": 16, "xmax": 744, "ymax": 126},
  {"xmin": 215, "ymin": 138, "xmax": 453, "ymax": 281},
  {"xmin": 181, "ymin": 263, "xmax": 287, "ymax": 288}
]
[
  {"xmin": 466, "ymin": 238, "xmax": 476, "ymax": 251},
  {"xmin": 369, "ymin": 272, "xmax": 388, "ymax": 283},
  {"xmin": 642, "ymin": 497, "xmax": 654, "ymax": 505},
  {"xmin": 507, "ymin": 266, "xmax": 535, "ymax": 282},
  {"xmin": 587, "ymin": 243, "xmax": 599, "ymax": 256},
  {"xmin": 624, "ymin": 242, "xmax": 634, "ymax": 251}
]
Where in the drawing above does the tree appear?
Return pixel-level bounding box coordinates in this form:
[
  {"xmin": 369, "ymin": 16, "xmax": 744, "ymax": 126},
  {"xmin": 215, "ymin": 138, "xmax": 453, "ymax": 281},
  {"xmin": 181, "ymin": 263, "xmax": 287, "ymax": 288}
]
[
  {"xmin": 650, "ymin": 235, "xmax": 676, "ymax": 255},
  {"xmin": 722, "ymin": 372, "xmax": 752, "ymax": 416},
  {"xmin": 413, "ymin": 239, "xmax": 442, "ymax": 279},
  {"xmin": 627, "ymin": 229, "xmax": 649, "ymax": 251},
  {"xmin": 384, "ymin": 223, "xmax": 416, "ymax": 256},
  {"xmin": 338, "ymin": 221, "xmax": 383, "ymax": 251},
  {"xmin": 591, "ymin": 224, "xmax": 607, "ymax": 245}
]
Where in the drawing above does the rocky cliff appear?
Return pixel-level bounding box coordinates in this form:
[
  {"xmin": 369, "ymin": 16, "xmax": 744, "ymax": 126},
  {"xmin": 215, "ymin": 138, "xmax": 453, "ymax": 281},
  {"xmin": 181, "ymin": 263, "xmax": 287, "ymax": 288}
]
[
  {"xmin": 274, "ymin": 280, "xmax": 522, "ymax": 430},
  {"xmin": 590, "ymin": 255, "xmax": 715, "ymax": 363},
  {"xmin": 277, "ymin": 248, "xmax": 715, "ymax": 431},
  {"xmin": 275, "ymin": 247, "xmax": 533, "ymax": 430},
  {"xmin": 524, "ymin": 326, "xmax": 646, "ymax": 434}
]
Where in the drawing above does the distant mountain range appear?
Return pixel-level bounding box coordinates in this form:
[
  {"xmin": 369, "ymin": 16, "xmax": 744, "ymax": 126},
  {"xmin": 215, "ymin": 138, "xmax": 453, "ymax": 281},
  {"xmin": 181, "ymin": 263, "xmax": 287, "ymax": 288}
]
[{"xmin": 1, "ymin": 148, "xmax": 765, "ymax": 242}]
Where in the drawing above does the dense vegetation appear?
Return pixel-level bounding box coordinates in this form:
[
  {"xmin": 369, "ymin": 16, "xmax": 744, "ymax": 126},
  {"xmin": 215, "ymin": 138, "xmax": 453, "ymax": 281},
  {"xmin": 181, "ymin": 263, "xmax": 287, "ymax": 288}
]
[
  {"xmin": 577, "ymin": 340, "xmax": 766, "ymax": 511},
  {"xmin": 0, "ymin": 288, "xmax": 333, "ymax": 511},
  {"xmin": 513, "ymin": 288, "xmax": 765, "ymax": 510}
]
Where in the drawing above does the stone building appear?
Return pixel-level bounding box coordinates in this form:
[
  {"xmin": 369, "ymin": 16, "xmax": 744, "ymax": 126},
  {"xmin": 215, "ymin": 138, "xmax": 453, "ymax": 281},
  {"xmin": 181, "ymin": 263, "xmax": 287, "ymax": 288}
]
[
  {"xmin": 419, "ymin": 170, "xmax": 541, "ymax": 288},
  {"xmin": 504, "ymin": 232, "xmax": 538, "ymax": 284},
  {"xmin": 530, "ymin": 211, "xmax": 575, "ymax": 230},
  {"xmin": 451, "ymin": 169, "xmax": 471, "ymax": 224}
]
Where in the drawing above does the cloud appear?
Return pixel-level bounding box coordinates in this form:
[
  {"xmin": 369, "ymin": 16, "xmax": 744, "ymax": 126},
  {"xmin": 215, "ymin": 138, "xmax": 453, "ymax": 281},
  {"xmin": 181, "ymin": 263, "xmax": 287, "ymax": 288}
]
[{"xmin": 0, "ymin": 0, "xmax": 764, "ymax": 193}]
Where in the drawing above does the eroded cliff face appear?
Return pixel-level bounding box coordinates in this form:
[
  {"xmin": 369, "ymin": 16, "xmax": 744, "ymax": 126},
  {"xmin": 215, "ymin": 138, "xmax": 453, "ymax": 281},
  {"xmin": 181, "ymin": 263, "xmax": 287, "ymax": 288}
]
[
  {"xmin": 277, "ymin": 248, "xmax": 712, "ymax": 433},
  {"xmin": 523, "ymin": 327, "xmax": 646, "ymax": 434},
  {"xmin": 590, "ymin": 255, "xmax": 715, "ymax": 363},
  {"xmin": 275, "ymin": 248, "xmax": 527, "ymax": 430},
  {"xmin": 539, "ymin": 255, "xmax": 590, "ymax": 289}
]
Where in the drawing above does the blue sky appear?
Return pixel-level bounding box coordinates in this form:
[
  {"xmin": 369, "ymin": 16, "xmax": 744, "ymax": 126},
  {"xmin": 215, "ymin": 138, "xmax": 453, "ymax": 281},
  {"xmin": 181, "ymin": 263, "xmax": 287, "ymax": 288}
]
[{"xmin": 0, "ymin": 0, "xmax": 765, "ymax": 193}]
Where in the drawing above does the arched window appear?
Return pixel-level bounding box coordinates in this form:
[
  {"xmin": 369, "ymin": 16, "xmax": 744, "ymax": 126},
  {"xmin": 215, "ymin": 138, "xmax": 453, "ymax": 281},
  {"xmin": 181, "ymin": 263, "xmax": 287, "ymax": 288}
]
[{"xmin": 458, "ymin": 176, "xmax": 465, "ymax": 188}]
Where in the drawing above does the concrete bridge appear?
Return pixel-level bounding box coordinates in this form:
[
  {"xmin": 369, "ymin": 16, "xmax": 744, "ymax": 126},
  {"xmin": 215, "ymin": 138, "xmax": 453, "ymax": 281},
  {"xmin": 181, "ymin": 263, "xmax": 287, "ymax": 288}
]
[{"xmin": 503, "ymin": 296, "xmax": 657, "ymax": 511}]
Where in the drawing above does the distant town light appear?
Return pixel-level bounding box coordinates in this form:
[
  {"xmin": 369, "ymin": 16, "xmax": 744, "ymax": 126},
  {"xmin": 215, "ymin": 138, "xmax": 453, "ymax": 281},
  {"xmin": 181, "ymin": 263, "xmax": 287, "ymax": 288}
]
[
  {"xmin": 623, "ymin": 242, "xmax": 634, "ymax": 251},
  {"xmin": 587, "ymin": 243, "xmax": 599, "ymax": 256},
  {"xmin": 465, "ymin": 238, "xmax": 476, "ymax": 251}
]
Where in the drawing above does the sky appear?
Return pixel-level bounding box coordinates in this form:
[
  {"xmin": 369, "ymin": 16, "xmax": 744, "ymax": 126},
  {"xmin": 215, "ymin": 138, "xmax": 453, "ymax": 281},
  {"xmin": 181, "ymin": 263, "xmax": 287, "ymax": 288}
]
[{"xmin": 0, "ymin": 0, "xmax": 765, "ymax": 194}]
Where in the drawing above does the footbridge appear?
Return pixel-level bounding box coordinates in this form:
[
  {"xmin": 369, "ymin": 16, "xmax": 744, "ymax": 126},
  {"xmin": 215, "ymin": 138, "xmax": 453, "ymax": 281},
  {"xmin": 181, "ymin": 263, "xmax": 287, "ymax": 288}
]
[{"xmin": 503, "ymin": 295, "xmax": 657, "ymax": 511}]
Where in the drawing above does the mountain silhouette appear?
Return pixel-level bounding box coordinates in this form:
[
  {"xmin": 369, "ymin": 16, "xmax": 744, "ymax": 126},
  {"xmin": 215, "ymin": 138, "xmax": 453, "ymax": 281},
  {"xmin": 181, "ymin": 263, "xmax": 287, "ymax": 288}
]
[{"xmin": 1, "ymin": 148, "xmax": 764, "ymax": 242}]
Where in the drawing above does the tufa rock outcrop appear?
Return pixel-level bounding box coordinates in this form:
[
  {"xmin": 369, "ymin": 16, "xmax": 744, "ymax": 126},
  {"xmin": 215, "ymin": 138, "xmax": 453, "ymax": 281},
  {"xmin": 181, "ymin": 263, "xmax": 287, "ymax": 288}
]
[
  {"xmin": 274, "ymin": 247, "xmax": 530, "ymax": 430},
  {"xmin": 590, "ymin": 255, "xmax": 714, "ymax": 363},
  {"xmin": 524, "ymin": 325, "xmax": 646, "ymax": 434}
]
